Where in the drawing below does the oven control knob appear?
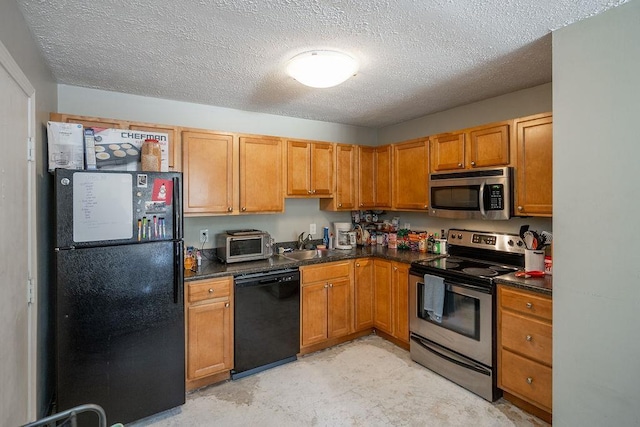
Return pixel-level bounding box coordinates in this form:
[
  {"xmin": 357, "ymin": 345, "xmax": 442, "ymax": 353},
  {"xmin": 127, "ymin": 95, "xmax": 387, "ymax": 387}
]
[
  {"xmin": 508, "ymin": 240, "xmax": 514, "ymax": 246},
  {"xmin": 516, "ymin": 240, "xmax": 524, "ymax": 247},
  {"xmin": 457, "ymin": 233, "xmax": 462, "ymax": 239}
]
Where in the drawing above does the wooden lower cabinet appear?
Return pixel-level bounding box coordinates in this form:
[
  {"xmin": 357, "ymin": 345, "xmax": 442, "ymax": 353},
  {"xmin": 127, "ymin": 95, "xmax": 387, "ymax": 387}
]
[
  {"xmin": 186, "ymin": 276, "xmax": 234, "ymax": 390},
  {"xmin": 300, "ymin": 261, "xmax": 354, "ymax": 350},
  {"xmin": 373, "ymin": 259, "xmax": 409, "ymax": 346},
  {"xmin": 354, "ymin": 258, "xmax": 374, "ymax": 331},
  {"xmin": 497, "ymin": 285, "xmax": 553, "ymax": 422}
]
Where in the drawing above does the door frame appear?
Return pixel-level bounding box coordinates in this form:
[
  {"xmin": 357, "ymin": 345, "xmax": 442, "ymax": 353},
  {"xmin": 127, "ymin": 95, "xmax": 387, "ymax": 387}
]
[{"xmin": 0, "ymin": 39, "xmax": 37, "ymax": 419}]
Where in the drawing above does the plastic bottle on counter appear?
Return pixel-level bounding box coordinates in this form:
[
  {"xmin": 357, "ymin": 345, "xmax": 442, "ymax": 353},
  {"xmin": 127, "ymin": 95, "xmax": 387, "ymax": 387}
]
[
  {"xmin": 323, "ymin": 227, "xmax": 329, "ymax": 248},
  {"xmin": 433, "ymin": 233, "xmax": 440, "ymax": 254}
]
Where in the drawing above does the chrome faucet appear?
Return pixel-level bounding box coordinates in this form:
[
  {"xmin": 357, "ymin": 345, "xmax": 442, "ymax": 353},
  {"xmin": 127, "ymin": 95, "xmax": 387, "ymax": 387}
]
[{"xmin": 297, "ymin": 232, "xmax": 312, "ymax": 250}]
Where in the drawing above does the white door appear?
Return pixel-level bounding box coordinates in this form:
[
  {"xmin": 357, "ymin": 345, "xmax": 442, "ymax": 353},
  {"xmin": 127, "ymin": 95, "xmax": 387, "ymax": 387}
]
[{"xmin": 0, "ymin": 41, "xmax": 37, "ymax": 424}]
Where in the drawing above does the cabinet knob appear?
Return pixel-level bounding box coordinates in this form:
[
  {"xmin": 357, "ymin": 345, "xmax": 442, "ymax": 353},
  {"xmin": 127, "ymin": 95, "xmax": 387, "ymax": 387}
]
[
  {"xmin": 471, "ymin": 161, "xmax": 476, "ymax": 166},
  {"xmin": 393, "ymin": 266, "xmax": 398, "ymax": 271},
  {"xmin": 338, "ymin": 203, "xmax": 342, "ymax": 207},
  {"xmin": 241, "ymin": 207, "xmax": 247, "ymax": 212},
  {"xmin": 526, "ymin": 335, "xmax": 532, "ymax": 341},
  {"xmin": 329, "ymin": 283, "xmax": 333, "ymax": 288},
  {"xmin": 208, "ymin": 288, "xmax": 214, "ymax": 294},
  {"xmin": 308, "ymin": 190, "xmax": 312, "ymax": 194},
  {"xmin": 424, "ymin": 204, "xmax": 428, "ymax": 209},
  {"xmin": 227, "ymin": 206, "xmax": 233, "ymax": 212},
  {"xmin": 356, "ymin": 263, "xmax": 360, "ymax": 267},
  {"xmin": 312, "ymin": 189, "xmax": 316, "ymax": 194},
  {"xmin": 526, "ymin": 377, "xmax": 533, "ymax": 384},
  {"xmin": 324, "ymin": 283, "xmax": 329, "ymax": 288},
  {"xmin": 359, "ymin": 203, "xmax": 364, "ymax": 207},
  {"xmin": 526, "ymin": 302, "xmax": 533, "ymax": 309},
  {"xmin": 517, "ymin": 206, "xmax": 523, "ymax": 211},
  {"xmin": 458, "ymin": 163, "xmax": 463, "ymax": 167},
  {"xmin": 225, "ymin": 302, "xmax": 230, "ymax": 308}
]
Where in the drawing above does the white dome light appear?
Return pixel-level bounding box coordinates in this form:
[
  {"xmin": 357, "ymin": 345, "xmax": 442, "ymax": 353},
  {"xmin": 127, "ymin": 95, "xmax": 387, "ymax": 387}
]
[{"xmin": 286, "ymin": 50, "xmax": 359, "ymax": 88}]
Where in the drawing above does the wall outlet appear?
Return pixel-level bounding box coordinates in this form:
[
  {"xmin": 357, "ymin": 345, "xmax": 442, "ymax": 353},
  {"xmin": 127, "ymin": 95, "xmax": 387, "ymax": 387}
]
[
  {"xmin": 309, "ymin": 223, "xmax": 316, "ymax": 235},
  {"xmin": 200, "ymin": 229, "xmax": 209, "ymax": 243}
]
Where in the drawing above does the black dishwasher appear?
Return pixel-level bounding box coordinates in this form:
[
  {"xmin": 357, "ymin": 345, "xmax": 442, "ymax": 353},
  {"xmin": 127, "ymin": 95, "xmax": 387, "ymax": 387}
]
[{"xmin": 232, "ymin": 268, "xmax": 300, "ymax": 380}]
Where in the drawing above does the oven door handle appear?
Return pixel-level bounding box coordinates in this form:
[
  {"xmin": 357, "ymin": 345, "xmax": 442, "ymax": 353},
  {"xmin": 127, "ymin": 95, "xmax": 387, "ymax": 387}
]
[
  {"xmin": 442, "ymin": 279, "xmax": 492, "ymax": 295},
  {"xmin": 479, "ymin": 181, "xmax": 487, "ymax": 218},
  {"xmin": 411, "ymin": 335, "xmax": 491, "ymax": 376}
]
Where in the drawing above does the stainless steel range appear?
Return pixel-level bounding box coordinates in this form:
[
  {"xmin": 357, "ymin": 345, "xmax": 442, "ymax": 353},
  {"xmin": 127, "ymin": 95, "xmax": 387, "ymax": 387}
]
[{"xmin": 409, "ymin": 229, "xmax": 525, "ymax": 402}]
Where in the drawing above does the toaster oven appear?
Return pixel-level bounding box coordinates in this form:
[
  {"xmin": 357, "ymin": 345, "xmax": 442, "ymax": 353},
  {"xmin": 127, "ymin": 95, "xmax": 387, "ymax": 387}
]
[{"xmin": 216, "ymin": 229, "xmax": 273, "ymax": 263}]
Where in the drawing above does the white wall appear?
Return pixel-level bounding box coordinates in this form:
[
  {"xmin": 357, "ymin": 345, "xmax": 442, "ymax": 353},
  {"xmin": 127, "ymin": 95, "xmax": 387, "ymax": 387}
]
[
  {"xmin": 377, "ymin": 83, "xmax": 552, "ymax": 144},
  {"xmin": 553, "ymin": 1, "xmax": 640, "ymax": 425},
  {"xmin": 58, "ymin": 85, "xmax": 377, "ymax": 145}
]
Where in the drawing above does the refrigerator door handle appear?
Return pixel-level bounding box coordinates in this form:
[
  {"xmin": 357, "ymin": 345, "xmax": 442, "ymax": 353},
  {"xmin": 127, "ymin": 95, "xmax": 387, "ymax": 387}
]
[
  {"xmin": 172, "ymin": 177, "xmax": 182, "ymax": 239},
  {"xmin": 174, "ymin": 241, "xmax": 184, "ymax": 304}
]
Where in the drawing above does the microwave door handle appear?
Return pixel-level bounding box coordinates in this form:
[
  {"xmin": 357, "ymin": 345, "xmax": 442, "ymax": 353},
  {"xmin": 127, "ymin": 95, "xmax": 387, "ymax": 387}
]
[{"xmin": 479, "ymin": 181, "xmax": 487, "ymax": 218}]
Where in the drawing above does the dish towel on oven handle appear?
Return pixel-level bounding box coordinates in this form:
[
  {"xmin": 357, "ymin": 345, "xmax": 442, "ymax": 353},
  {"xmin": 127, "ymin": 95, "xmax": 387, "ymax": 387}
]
[{"xmin": 423, "ymin": 274, "xmax": 445, "ymax": 323}]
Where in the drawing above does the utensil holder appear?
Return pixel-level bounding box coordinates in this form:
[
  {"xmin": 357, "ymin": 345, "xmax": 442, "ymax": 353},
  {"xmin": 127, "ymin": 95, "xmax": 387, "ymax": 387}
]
[{"xmin": 524, "ymin": 249, "xmax": 545, "ymax": 272}]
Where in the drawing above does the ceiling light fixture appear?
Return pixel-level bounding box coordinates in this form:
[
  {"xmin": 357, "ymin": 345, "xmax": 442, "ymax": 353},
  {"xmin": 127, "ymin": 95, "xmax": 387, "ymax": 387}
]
[{"xmin": 286, "ymin": 50, "xmax": 359, "ymax": 88}]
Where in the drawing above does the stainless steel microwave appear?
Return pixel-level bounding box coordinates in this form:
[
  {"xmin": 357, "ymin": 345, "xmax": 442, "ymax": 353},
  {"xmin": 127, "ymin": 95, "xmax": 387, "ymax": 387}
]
[
  {"xmin": 428, "ymin": 167, "xmax": 513, "ymax": 220},
  {"xmin": 216, "ymin": 229, "xmax": 274, "ymax": 263}
]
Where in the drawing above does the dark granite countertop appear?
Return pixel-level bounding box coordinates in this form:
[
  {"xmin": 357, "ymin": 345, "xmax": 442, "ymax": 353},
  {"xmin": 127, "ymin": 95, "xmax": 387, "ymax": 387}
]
[
  {"xmin": 184, "ymin": 246, "xmax": 445, "ymax": 281},
  {"xmin": 185, "ymin": 247, "xmax": 553, "ymax": 297},
  {"xmin": 494, "ymin": 272, "xmax": 553, "ymax": 296}
]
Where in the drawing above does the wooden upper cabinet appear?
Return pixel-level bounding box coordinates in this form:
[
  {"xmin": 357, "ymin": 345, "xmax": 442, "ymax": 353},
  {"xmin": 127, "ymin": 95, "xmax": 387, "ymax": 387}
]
[
  {"xmin": 430, "ymin": 132, "xmax": 465, "ymax": 171},
  {"xmin": 320, "ymin": 143, "xmax": 357, "ymax": 211},
  {"xmin": 286, "ymin": 139, "xmax": 333, "ymax": 197},
  {"xmin": 469, "ymin": 123, "xmax": 510, "ymax": 168},
  {"xmin": 430, "ymin": 122, "xmax": 510, "ymax": 172},
  {"xmin": 375, "ymin": 145, "xmax": 393, "ymax": 209},
  {"xmin": 239, "ymin": 136, "xmax": 284, "ymax": 213},
  {"xmin": 393, "ymin": 138, "xmax": 429, "ymax": 210},
  {"xmin": 357, "ymin": 146, "xmax": 375, "ymax": 209},
  {"xmin": 182, "ymin": 131, "xmax": 234, "ymax": 214},
  {"xmin": 50, "ymin": 113, "xmax": 180, "ymax": 171},
  {"xmin": 514, "ymin": 113, "xmax": 553, "ymax": 217}
]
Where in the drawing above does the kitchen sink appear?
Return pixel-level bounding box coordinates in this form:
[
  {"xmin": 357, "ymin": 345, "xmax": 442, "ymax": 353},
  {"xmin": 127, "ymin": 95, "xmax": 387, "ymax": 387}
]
[{"xmin": 279, "ymin": 249, "xmax": 334, "ymax": 261}]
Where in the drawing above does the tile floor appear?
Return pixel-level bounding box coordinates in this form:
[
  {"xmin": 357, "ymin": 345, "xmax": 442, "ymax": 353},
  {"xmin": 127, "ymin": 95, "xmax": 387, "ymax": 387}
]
[{"xmin": 130, "ymin": 335, "xmax": 549, "ymax": 426}]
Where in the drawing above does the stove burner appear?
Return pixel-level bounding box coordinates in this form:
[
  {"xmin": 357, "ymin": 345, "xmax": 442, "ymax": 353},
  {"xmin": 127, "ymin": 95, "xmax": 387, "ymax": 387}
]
[
  {"xmin": 444, "ymin": 257, "xmax": 465, "ymax": 263},
  {"xmin": 442, "ymin": 262, "xmax": 460, "ymax": 269},
  {"xmin": 461, "ymin": 267, "xmax": 499, "ymax": 277},
  {"xmin": 488, "ymin": 265, "xmax": 518, "ymax": 273}
]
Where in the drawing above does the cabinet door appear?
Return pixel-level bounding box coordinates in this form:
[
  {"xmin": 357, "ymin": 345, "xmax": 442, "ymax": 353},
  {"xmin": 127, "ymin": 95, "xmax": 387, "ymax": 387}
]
[
  {"xmin": 354, "ymin": 258, "xmax": 374, "ymax": 331},
  {"xmin": 327, "ymin": 277, "xmax": 352, "ymax": 339},
  {"xmin": 375, "ymin": 145, "xmax": 393, "ymax": 208},
  {"xmin": 373, "ymin": 259, "xmax": 393, "ymax": 335},
  {"xmin": 311, "ymin": 142, "xmax": 334, "ymax": 196},
  {"xmin": 357, "ymin": 146, "xmax": 375, "ymax": 209},
  {"xmin": 182, "ymin": 131, "xmax": 233, "ymax": 214},
  {"xmin": 334, "ymin": 144, "xmax": 357, "ymax": 210},
  {"xmin": 301, "ymin": 282, "xmax": 329, "ymax": 347},
  {"xmin": 431, "ymin": 132, "xmax": 465, "ymax": 171},
  {"xmin": 286, "ymin": 140, "xmax": 311, "ymax": 196},
  {"xmin": 515, "ymin": 114, "xmax": 553, "ymax": 216},
  {"xmin": 393, "ymin": 139, "xmax": 429, "ymax": 210},
  {"xmin": 129, "ymin": 123, "xmax": 180, "ymax": 171},
  {"xmin": 392, "ymin": 262, "xmax": 410, "ymax": 343},
  {"xmin": 187, "ymin": 300, "xmax": 232, "ymax": 379},
  {"xmin": 469, "ymin": 123, "xmax": 510, "ymax": 168},
  {"xmin": 50, "ymin": 113, "xmax": 123, "ymax": 130},
  {"xmin": 239, "ymin": 136, "xmax": 284, "ymax": 213}
]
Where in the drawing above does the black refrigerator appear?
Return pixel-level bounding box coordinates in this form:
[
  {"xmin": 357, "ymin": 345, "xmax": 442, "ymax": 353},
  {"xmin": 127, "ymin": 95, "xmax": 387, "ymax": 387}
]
[{"xmin": 54, "ymin": 169, "xmax": 185, "ymax": 426}]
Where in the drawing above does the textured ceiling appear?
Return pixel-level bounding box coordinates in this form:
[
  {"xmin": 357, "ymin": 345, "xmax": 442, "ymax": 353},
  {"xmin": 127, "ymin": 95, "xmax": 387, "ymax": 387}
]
[{"xmin": 16, "ymin": 0, "xmax": 628, "ymax": 128}]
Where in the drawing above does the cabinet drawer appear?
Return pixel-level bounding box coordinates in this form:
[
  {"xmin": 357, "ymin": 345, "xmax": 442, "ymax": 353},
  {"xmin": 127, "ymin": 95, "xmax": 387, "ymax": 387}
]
[
  {"xmin": 188, "ymin": 277, "xmax": 232, "ymax": 303},
  {"xmin": 499, "ymin": 287, "xmax": 552, "ymax": 321},
  {"xmin": 501, "ymin": 311, "xmax": 552, "ymax": 366},
  {"xmin": 500, "ymin": 349, "xmax": 552, "ymax": 411},
  {"xmin": 302, "ymin": 261, "xmax": 351, "ymax": 283}
]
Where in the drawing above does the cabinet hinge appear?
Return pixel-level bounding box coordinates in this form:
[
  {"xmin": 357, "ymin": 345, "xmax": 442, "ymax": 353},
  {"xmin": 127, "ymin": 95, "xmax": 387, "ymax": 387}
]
[
  {"xmin": 27, "ymin": 278, "xmax": 34, "ymax": 304},
  {"xmin": 27, "ymin": 137, "xmax": 35, "ymax": 162}
]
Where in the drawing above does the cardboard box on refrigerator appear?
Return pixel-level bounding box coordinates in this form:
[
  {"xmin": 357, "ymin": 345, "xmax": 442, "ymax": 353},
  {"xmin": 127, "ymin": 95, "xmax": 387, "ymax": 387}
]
[
  {"xmin": 47, "ymin": 121, "xmax": 85, "ymax": 171},
  {"xmin": 89, "ymin": 127, "xmax": 169, "ymax": 171}
]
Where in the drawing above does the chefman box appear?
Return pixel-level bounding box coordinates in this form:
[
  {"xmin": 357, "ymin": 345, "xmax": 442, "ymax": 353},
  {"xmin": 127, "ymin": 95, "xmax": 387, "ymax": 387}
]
[
  {"xmin": 88, "ymin": 127, "xmax": 169, "ymax": 171},
  {"xmin": 47, "ymin": 121, "xmax": 85, "ymax": 171}
]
